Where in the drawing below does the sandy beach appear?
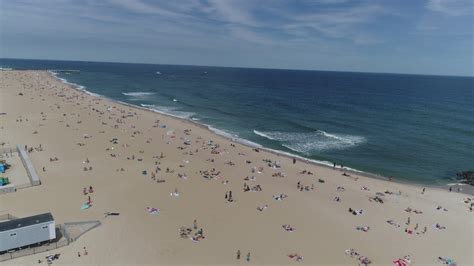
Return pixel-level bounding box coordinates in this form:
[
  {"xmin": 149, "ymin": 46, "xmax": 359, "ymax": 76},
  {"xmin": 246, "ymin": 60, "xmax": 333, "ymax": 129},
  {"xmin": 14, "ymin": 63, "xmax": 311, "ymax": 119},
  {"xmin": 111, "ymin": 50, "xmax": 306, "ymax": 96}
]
[{"xmin": 0, "ymin": 70, "xmax": 472, "ymax": 265}]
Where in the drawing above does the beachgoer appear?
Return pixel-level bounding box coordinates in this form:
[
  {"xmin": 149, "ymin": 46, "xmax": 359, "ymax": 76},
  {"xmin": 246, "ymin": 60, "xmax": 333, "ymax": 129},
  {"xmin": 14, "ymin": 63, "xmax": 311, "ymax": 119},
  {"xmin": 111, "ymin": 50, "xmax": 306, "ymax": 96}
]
[
  {"xmin": 193, "ymin": 219, "xmax": 197, "ymax": 230},
  {"xmin": 237, "ymin": 250, "xmax": 241, "ymax": 260},
  {"xmin": 246, "ymin": 252, "xmax": 251, "ymax": 262},
  {"xmin": 422, "ymin": 188, "xmax": 425, "ymax": 194}
]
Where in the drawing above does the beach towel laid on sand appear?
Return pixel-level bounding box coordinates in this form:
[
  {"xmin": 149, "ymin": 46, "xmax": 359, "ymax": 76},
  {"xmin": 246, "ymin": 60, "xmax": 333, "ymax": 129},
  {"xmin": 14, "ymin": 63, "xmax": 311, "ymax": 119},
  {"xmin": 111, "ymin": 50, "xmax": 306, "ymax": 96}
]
[
  {"xmin": 147, "ymin": 207, "xmax": 159, "ymax": 215},
  {"xmin": 393, "ymin": 255, "xmax": 412, "ymax": 266},
  {"xmin": 438, "ymin": 256, "xmax": 456, "ymax": 266}
]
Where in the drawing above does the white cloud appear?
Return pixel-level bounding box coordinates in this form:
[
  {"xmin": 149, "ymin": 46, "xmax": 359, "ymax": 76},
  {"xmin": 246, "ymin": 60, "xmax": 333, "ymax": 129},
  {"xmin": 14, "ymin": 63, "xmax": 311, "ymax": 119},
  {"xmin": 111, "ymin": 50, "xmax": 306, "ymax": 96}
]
[
  {"xmin": 203, "ymin": 0, "xmax": 261, "ymax": 27},
  {"xmin": 108, "ymin": 0, "xmax": 192, "ymax": 19},
  {"xmin": 426, "ymin": 0, "xmax": 472, "ymax": 16},
  {"xmin": 282, "ymin": 5, "xmax": 385, "ymax": 43}
]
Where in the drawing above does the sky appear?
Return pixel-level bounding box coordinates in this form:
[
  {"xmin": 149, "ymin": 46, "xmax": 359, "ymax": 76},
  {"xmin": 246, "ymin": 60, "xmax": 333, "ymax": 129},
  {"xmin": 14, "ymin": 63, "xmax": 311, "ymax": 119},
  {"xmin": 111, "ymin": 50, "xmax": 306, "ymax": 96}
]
[{"xmin": 0, "ymin": 0, "xmax": 473, "ymax": 76}]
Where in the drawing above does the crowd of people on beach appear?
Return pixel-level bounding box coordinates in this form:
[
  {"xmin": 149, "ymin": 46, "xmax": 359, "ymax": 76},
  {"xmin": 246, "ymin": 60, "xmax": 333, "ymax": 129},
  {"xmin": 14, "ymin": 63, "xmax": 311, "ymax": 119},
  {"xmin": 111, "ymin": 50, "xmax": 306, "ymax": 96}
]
[{"xmin": 4, "ymin": 72, "xmax": 470, "ymax": 265}]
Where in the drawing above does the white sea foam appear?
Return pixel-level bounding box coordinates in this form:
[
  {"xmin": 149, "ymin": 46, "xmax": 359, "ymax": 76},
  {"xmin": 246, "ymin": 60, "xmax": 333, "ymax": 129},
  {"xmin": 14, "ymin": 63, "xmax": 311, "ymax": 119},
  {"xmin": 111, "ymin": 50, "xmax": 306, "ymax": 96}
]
[
  {"xmin": 262, "ymin": 147, "xmax": 364, "ymax": 173},
  {"xmin": 48, "ymin": 70, "xmax": 103, "ymax": 98},
  {"xmin": 140, "ymin": 104, "xmax": 195, "ymax": 120},
  {"xmin": 253, "ymin": 129, "xmax": 366, "ymax": 153},
  {"xmin": 253, "ymin": 130, "xmax": 277, "ymax": 140},
  {"xmin": 207, "ymin": 126, "xmax": 237, "ymax": 139},
  {"xmin": 208, "ymin": 126, "xmax": 262, "ymax": 148},
  {"xmin": 122, "ymin": 92, "xmax": 156, "ymax": 99}
]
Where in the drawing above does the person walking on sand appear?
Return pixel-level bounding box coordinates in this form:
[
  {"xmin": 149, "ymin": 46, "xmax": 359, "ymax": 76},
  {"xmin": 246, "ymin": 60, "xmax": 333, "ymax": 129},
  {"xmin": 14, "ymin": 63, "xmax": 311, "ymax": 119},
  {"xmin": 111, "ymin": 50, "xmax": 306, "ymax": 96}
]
[
  {"xmin": 237, "ymin": 250, "xmax": 241, "ymax": 260},
  {"xmin": 246, "ymin": 252, "xmax": 251, "ymax": 262},
  {"xmin": 422, "ymin": 188, "xmax": 425, "ymax": 194},
  {"xmin": 193, "ymin": 219, "xmax": 198, "ymax": 230}
]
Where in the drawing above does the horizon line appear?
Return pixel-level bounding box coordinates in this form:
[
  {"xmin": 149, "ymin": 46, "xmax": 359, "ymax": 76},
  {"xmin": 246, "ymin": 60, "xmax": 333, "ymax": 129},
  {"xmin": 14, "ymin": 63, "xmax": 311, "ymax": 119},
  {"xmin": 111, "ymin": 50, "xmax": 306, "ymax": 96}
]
[{"xmin": 1, "ymin": 57, "xmax": 473, "ymax": 78}]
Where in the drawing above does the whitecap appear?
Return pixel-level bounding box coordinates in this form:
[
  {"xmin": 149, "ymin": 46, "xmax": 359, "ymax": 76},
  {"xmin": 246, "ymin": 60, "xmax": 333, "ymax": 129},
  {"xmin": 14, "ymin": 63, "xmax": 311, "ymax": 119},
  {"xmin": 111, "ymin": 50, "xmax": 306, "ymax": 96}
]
[
  {"xmin": 139, "ymin": 104, "xmax": 195, "ymax": 120},
  {"xmin": 122, "ymin": 92, "xmax": 155, "ymax": 97}
]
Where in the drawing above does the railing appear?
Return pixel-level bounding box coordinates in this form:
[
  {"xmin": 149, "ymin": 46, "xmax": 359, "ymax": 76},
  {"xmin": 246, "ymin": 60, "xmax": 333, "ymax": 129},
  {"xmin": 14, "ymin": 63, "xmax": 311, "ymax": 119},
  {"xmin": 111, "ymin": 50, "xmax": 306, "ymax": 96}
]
[
  {"xmin": 63, "ymin": 220, "xmax": 101, "ymax": 242},
  {"xmin": 16, "ymin": 145, "xmax": 41, "ymax": 186}
]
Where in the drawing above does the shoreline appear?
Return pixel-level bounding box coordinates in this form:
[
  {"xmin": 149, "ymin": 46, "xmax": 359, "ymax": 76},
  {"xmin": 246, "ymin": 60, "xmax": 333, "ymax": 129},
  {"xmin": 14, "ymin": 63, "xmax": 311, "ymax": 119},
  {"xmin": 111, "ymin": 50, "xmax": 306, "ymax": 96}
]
[
  {"xmin": 1, "ymin": 70, "xmax": 472, "ymax": 264},
  {"xmin": 47, "ymin": 70, "xmax": 471, "ymax": 195}
]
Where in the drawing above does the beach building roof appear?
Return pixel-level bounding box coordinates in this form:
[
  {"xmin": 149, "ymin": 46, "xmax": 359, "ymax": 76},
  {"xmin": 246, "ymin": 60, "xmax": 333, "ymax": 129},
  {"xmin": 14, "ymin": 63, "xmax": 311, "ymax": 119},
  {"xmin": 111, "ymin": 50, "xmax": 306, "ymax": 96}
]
[{"xmin": 0, "ymin": 213, "xmax": 54, "ymax": 232}]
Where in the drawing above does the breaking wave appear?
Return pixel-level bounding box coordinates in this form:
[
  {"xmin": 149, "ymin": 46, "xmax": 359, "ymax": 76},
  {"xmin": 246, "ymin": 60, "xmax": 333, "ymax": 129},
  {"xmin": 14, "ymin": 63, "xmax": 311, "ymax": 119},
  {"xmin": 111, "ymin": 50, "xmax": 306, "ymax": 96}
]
[
  {"xmin": 49, "ymin": 70, "xmax": 102, "ymax": 97},
  {"xmin": 208, "ymin": 126, "xmax": 262, "ymax": 148},
  {"xmin": 140, "ymin": 104, "xmax": 195, "ymax": 120},
  {"xmin": 253, "ymin": 130, "xmax": 366, "ymax": 153},
  {"xmin": 122, "ymin": 92, "xmax": 156, "ymax": 100}
]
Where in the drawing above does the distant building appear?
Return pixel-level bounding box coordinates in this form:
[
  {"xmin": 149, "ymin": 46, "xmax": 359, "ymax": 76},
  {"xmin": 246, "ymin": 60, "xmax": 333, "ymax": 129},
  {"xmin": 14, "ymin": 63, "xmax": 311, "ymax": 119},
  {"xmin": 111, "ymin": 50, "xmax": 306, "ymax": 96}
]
[{"xmin": 0, "ymin": 213, "xmax": 55, "ymax": 253}]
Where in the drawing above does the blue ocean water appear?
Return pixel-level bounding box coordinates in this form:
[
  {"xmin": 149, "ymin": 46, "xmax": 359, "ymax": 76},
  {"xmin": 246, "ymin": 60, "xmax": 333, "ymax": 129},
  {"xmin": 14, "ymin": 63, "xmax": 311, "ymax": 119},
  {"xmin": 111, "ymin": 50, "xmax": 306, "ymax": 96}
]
[{"xmin": 2, "ymin": 58, "xmax": 473, "ymax": 185}]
